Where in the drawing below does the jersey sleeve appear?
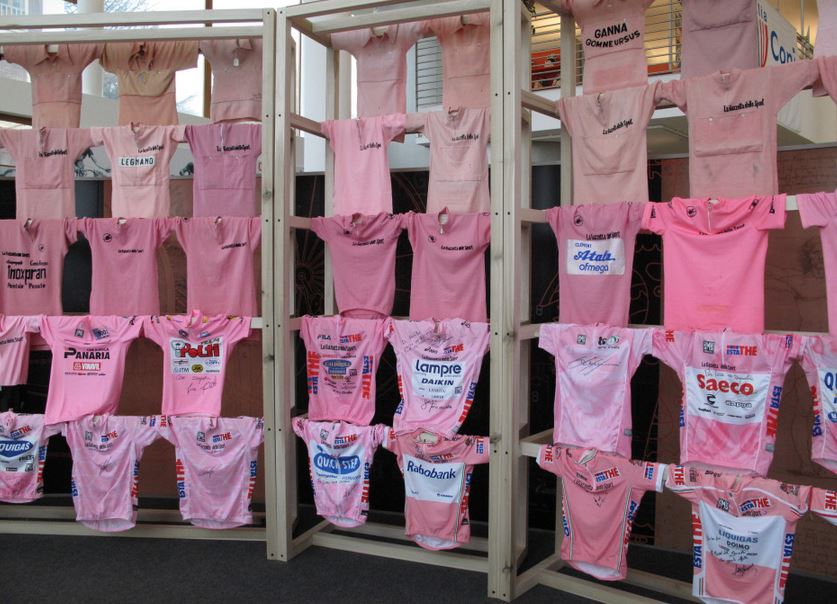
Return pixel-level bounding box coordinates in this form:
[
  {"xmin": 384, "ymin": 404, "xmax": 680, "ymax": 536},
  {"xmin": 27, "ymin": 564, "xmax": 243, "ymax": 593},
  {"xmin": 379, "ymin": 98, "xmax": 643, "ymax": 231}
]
[
  {"xmin": 309, "ymin": 216, "xmax": 330, "ymax": 242},
  {"xmin": 299, "ymin": 315, "xmax": 315, "ymax": 351},
  {"xmin": 404, "ymin": 112, "xmax": 426, "ymax": 135},
  {"xmin": 399, "ymin": 21, "xmax": 425, "ymax": 50},
  {"xmin": 291, "ymin": 416, "xmax": 307, "ymax": 440},
  {"xmin": 121, "ymin": 316, "xmax": 143, "ymax": 342},
  {"xmin": 320, "ymin": 120, "xmax": 334, "ymax": 144},
  {"xmin": 248, "ymin": 217, "xmax": 262, "ymax": 248},
  {"xmin": 754, "ymin": 194, "xmax": 786, "ymax": 231},
  {"xmin": 173, "ymin": 218, "xmax": 190, "ymax": 253},
  {"xmin": 642, "ymin": 201, "xmax": 667, "ymax": 234},
  {"xmin": 69, "ymin": 128, "xmax": 96, "ymax": 159},
  {"xmin": 403, "ymin": 212, "xmax": 419, "ymax": 248},
  {"xmin": 535, "ymin": 443, "xmax": 563, "ymax": 477},
  {"xmin": 154, "ymin": 414, "xmax": 175, "ymax": 445},
  {"xmin": 554, "ymin": 98, "xmax": 574, "ymax": 137},
  {"xmin": 170, "ymin": 40, "xmax": 199, "ymax": 71},
  {"xmin": 545, "ymin": 206, "xmax": 560, "ymax": 241},
  {"xmin": 248, "ymin": 417, "xmax": 265, "ymax": 448},
  {"xmin": 371, "ymin": 318, "xmax": 389, "ymax": 356},
  {"xmin": 425, "ymin": 16, "xmax": 459, "ymax": 38},
  {"xmin": 797, "ymin": 192, "xmax": 837, "ymax": 229},
  {"xmin": 663, "ymin": 463, "xmax": 698, "ymax": 503},
  {"xmin": 772, "ymin": 59, "xmax": 819, "ymax": 110},
  {"xmin": 460, "ymin": 435, "xmax": 490, "ymax": 464},
  {"xmin": 537, "ymin": 324, "xmax": 559, "ymax": 357},
  {"xmin": 477, "ymin": 212, "xmax": 491, "ymax": 248},
  {"xmin": 629, "ymin": 328, "xmax": 654, "ymax": 370},
  {"xmin": 626, "ymin": 201, "xmax": 646, "ymax": 236},
  {"xmin": 656, "ymin": 78, "xmax": 687, "ymax": 112},
  {"xmin": 43, "ymin": 420, "xmax": 64, "ymax": 438},
  {"xmin": 88, "ymin": 126, "xmax": 106, "ymax": 148},
  {"xmin": 382, "ymin": 426, "xmax": 400, "ymax": 454},
  {"xmin": 141, "ymin": 316, "xmax": 165, "ymax": 347},
  {"xmin": 329, "ymin": 30, "xmax": 361, "ymax": 54},
  {"xmin": 64, "ymin": 218, "xmax": 80, "ymax": 245},
  {"xmin": 371, "ymin": 423, "xmax": 387, "ymax": 449},
  {"xmin": 135, "ymin": 416, "xmax": 161, "ymax": 449},
  {"xmin": 382, "ymin": 113, "xmax": 407, "ymax": 143},
  {"xmin": 154, "ymin": 217, "xmax": 174, "ymax": 247},
  {"xmin": 811, "ymin": 488, "xmax": 837, "ymax": 526},
  {"xmin": 249, "ymin": 124, "xmax": 262, "ymax": 157},
  {"xmin": 652, "ymin": 327, "xmax": 688, "ymax": 371},
  {"xmin": 629, "ymin": 460, "xmax": 667, "ymax": 493},
  {"xmin": 226, "ymin": 316, "xmax": 252, "ymax": 346},
  {"xmin": 37, "ymin": 315, "xmax": 55, "ymax": 347}
]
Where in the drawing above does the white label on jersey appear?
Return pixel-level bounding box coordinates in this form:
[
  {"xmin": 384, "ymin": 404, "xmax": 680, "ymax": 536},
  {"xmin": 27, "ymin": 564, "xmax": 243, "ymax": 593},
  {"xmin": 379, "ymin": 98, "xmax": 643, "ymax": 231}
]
[
  {"xmin": 566, "ymin": 238, "xmax": 625, "ymax": 276},
  {"xmin": 308, "ymin": 440, "xmax": 364, "ymax": 484},
  {"xmin": 411, "ymin": 359, "xmax": 465, "ymax": 400},
  {"xmin": 685, "ymin": 367, "xmax": 769, "ymax": 425},
  {"xmin": 170, "ymin": 337, "xmax": 223, "ymax": 375},
  {"xmin": 699, "ymin": 501, "xmax": 785, "ymax": 568},
  {"xmin": 816, "ymin": 369, "xmax": 837, "ymax": 424},
  {"xmin": 402, "ymin": 454, "xmax": 464, "ymax": 503},
  {"xmin": 118, "ymin": 155, "xmax": 156, "ymax": 167}
]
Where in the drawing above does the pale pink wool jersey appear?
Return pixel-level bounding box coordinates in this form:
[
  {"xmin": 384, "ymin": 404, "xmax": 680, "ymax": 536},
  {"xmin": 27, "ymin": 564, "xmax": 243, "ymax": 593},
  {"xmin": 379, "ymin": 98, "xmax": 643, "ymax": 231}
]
[
  {"xmin": 425, "ymin": 14, "xmax": 490, "ymax": 108},
  {"xmin": 405, "ymin": 211, "xmax": 490, "ymax": 322},
  {"xmin": 810, "ymin": 487, "xmax": 837, "ymax": 525},
  {"xmin": 546, "ymin": 202, "xmax": 644, "ymax": 326},
  {"xmin": 0, "ymin": 315, "xmax": 35, "ymax": 386},
  {"xmin": 556, "ymin": 83, "xmax": 658, "ymax": 204},
  {"xmin": 40, "ymin": 315, "xmax": 142, "ymax": 424},
  {"xmin": 385, "ymin": 319, "xmax": 490, "ymax": 437},
  {"xmin": 0, "ymin": 411, "xmax": 60, "ymax": 503},
  {"xmin": 332, "ymin": 23, "xmax": 424, "ymax": 117},
  {"xmin": 157, "ymin": 415, "xmax": 264, "ymax": 529},
  {"xmin": 293, "ymin": 418, "xmax": 385, "ymax": 528},
  {"xmin": 797, "ymin": 192, "xmax": 837, "ymax": 334},
  {"xmin": 3, "ymin": 44, "xmax": 102, "ymax": 128},
  {"xmin": 0, "ymin": 219, "xmax": 78, "ymax": 316},
  {"xmin": 666, "ymin": 466, "xmax": 810, "ymax": 604},
  {"xmin": 310, "ymin": 213, "xmax": 404, "ymax": 318},
  {"xmin": 80, "ymin": 218, "xmax": 171, "ymax": 316},
  {"xmin": 0, "ymin": 128, "xmax": 94, "ymax": 218},
  {"xmin": 92, "ymin": 124, "xmax": 186, "ymax": 218},
  {"xmin": 174, "ymin": 217, "xmax": 261, "ymax": 316},
  {"xmin": 799, "ymin": 335, "xmax": 837, "ymax": 473},
  {"xmin": 63, "ymin": 415, "xmax": 159, "ymax": 532},
  {"xmin": 658, "ymin": 61, "xmax": 819, "ymax": 198},
  {"xmin": 143, "ymin": 313, "xmax": 251, "ymax": 418},
  {"xmin": 321, "ymin": 115, "xmax": 405, "ymax": 215},
  {"xmin": 653, "ymin": 329, "xmax": 799, "ymax": 476},
  {"xmin": 200, "ymin": 39, "xmax": 263, "ymax": 123},
  {"xmin": 539, "ymin": 324, "xmax": 652, "ymax": 457},
  {"xmin": 536, "ymin": 445, "xmax": 665, "ymax": 581},
  {"xmin": 384, "ymin": 428, "xmax": 489, "ymax": 550},
  {"xmin": 815, "ymin": 2, "xmax": 837, "ymax": 95},
  {"xmin": 680, "ymin": 0, "xmax": 758, "ymax": 79},
  {"xmin": 301, "ymin": 315, "xmax": 387, "ymax": 425},
  {"xmin": 643, "ymin": 196, "xmax": 786, "ymax": 333},
  {"xmin": 185, "ymin": 123, "xmax": 261, "ymax": 217}
]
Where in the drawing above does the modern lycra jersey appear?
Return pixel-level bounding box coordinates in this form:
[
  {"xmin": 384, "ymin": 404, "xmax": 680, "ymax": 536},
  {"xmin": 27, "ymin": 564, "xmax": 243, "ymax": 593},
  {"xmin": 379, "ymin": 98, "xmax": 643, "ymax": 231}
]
[
  {"xmin": 0, "ymin": 411, "xmax": 60, "ymax": 503},
  {"xmin": 799, "ymin": 335, "xmax": 837, "ymax": 473},
  {"xmin": 536, "ymin": 445, "xmax": 665, "ymax": 580},
  {"xmin": 810, "ymin": 488, "xmax": 837, "ymax": 526},
  {"xmin": 653, "ymin": 329, "xmax": 799, "ymax": 475},
  {"xmin": 666, "ymin": 465, "xmax": 810, "ymax": 604}
]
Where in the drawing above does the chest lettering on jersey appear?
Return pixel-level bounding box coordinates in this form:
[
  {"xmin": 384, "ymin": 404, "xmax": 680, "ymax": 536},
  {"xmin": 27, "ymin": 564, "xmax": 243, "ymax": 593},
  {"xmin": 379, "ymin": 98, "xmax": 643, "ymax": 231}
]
[
  {"xmin": 170, "ymin": 337, "xmax": 223, "ymax": 375},
  {"xmin": 403, "ymin": 455, "xmax": 465, "ymax": 503},
  {"xmin": 685, "ymin": 367, "xmax": 770, "ymax": 425},
  {"xmin": 723, "ymin": 99, "xmax": 765, "ymax": 113},
  {"xmin": 566, "ymin": 238, "xmax": 625, "ymax": 275},
  {"xmin": 586, "ymin": 21, "xmax": 640, "ymax": 48},
  {"xmin": 0, "ymin": 440, "xmax": 33, "ymax": 458},
  {"xmin": 412, "ymin": 359, "xmax": 465, "ymax": 400},
  {"xmin": 38, "ymin": 148, "xmax": 68, "ymax": 158},
  {"xmin": 118, "ymin": 155, "xmax": 156, "ymax": 167},
  {"xmin": 816, "ymin": 369, "xmax": 837, "ymax": 428}
]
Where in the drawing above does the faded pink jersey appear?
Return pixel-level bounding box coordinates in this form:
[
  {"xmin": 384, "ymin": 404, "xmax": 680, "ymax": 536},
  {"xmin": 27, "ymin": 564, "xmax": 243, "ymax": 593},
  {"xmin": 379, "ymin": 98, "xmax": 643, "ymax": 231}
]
[
  {"xmin": 667, "ymin": 465, "xmax": 810, "ymax": 604},
  {"xmin": 80, "ymin": 218, "xmax": 171, "ymax": 316},
  {"xmin": 405, "ymin": 211, "xmax": 490, "ymax": 322},
  {"xmin": 142, "ymin": 312, "xmax": 251, "ymax": 417},
  {"xmin": 0, "ymin": 315, "xmax": 35, "ymax": 386},
  {"xmin": 658, "ymin": 61, "xmax": 818, "ymax": 197},
  {"xmin": 332, "ymin": 23, "xmax": 424, "ymax": 117},
  {"xmin": 157, "ymin": 415, "xmax": 264, "ymax": 529},
  {"xmin": 310, "ymin": 213, "xmax": 404, "ymax": 318},
  {"xmin": 680, "ymin": 0, "xmax": 758, "ymax": 79},
  {"xmin": 539, "ymin": 324, "xmax": 652, "ymax": 457},
  {"xmin": 0, "ymin": 128, "xmax": 94, "ymax": 218},
  {"xmin": 799, "ymin": 335, "xmax": 837, "ymax": 473},
  {"xmin": 546, "ymin": 202, "xmax": 644, "ymax": 326},
  {"xmin": 643, "ymin": 196, "xmax": 786, "ymax": 333},
  {"xmin": 425, "ymin": 14, "xmax": 490, "ymax": 108},
  {"xmin": 0, "ymin": 411, "xmax": 60, "ymax": 503},
  {"xmin": 184, "ymin": 123, "xmax": 262, "ymax": 217},
  {"xmin": 556, "ymin": 83, "xmax": 658, "ymax": 204},
  {"xmin": 653, "ymin": 329, "xmax": 799, "ymax": 476},
  {"xmin": 817, "ymin": 37, "xmax": 837, "ymax": 98},
  {"xmin": 3, "ymin": 44, "xmax": 102, "ymax": 128},
  {"xmin": 385, "ymin": 319, "xmax": 490, "ymax": 436},
  {"xmin": 321, "ymin": 115, "xmax": 405, "ymax": 215},
  {"xmin": 0, "ymin": 219, "xmax": 78, "ymax": 316},
  {"xmin": 810, "ymin": 487, "xmax": 837, "ymax": 525},
  {"xmin": 174, "ymin": 217, "xmax": 261, "ymax": 316},
  {"xmin": 537, "ymin": 445, "xmax": 665, "ymax": 580},
  {"xmin": 63, "ymin": 415, "xmax": 159, "ymax": 532},
  {"xmin": 797, "ymin": 192, "xmax": 837, "ymax": 334},
  {"xmin": 200, "ymin": 39, "xmax": 263, "ymax": 123},
  {"xmin": 301, "ymin": 315, "xmax": 386, "ymax": 425},
  {"xmin": 384, "ymin": 428, "xmax": 489, "ymax": 550},
  {"xmin": 293, "ymin": 418, "xmax": 385, "ymax": 527},
  {"xmin": 40, "ymin": 315, "xmax": 142, "ymax": 424}
]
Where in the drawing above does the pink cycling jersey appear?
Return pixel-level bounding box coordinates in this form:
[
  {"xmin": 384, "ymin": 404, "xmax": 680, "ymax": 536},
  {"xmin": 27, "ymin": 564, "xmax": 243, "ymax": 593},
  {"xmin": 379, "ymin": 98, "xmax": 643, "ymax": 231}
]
[
  {"xmin": 810, "ymin": 488, "xmax": 837, "ymax": 525},
  {"xmin": 0, "ymin": 411, "xmax": 60, "ymax": 503},
  {"xmin": 63, "ymin": 415, "xmax": 159, "ymax": 532},
  {"xmin": 653, "ymin": 329, "xmax": 799, "ymax": 476},
  {"xmin": 386, "ymin": 319, "xmax": 489, "ymax": 436},
  {"xmin": 384, "ymin": 428, "xmax": 489, "ymax": 550},
  {"xmin": 537, "ymin": 444, "xmax": 665, "ymax": 580},
  {"xmin": 797, "ymin": 192, "xmax": 837, "ymax": 334},
  {"xmin": 667, "ymin": 465, "xmax": 810, "ymax": 604},
  {"xmin": 0, "ymin": 315, "xmax": 35, "ymax": 386},
  {"xmin": 799, "ymin": 335, "xmax": 837, "ymax": 473},
  {"xmin": 293, "ymin": 418, "xmax": 385, "ymax": 527}
]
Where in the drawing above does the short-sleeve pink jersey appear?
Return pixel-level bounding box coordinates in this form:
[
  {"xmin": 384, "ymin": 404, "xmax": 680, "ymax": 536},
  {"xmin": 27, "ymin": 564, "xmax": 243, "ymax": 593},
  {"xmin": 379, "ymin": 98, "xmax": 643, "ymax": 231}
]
[
  {"xmin": 797, "ymin": 191, "xmax": 837, "ymax": 334},
  {"xmin": 653, "ymin": 329, "xmax": 799, "ymax": 476},
  {"xmin": 0, "ymin": 128, "xmax": 94, "ymax": 218},
  {"xmin": 425, "ymin": 14, "xmax": 490, "ymax": 108},
  {"xmin": 2, "ymin": 44, "xmax": 102, "ymax": 128},
  {"xmin": 546, "ymin": 202, "xmax": 644, "ymax": 326},
  {"xmin": 91, "ymin": 124, "xmax": 186, "ymax": 218},
  {"xmin": 293, "ymin": 418, "xmax": 385, "ymax": 527},
  {"xmin": 40, "ymin": 315, "xmax": 142, "ymax": 424},
  {"xmin": 0, "ymin": 315, "xmax": 34, "ymax": 386},
  {"xmin": 321, "ymin": 114, "xmax": 405, "ymax": 215},
  {"xmin": 811, "ymin": 487, "xmax": 837, "ymax": 525},
  {"xmin": 643, "ymin": 196, "xmax": 786, "ymax": 333},
  {"xmin": 156, "ymin": 415, "xmax": 264, "ymax": 529},
  {"xmin": 385, "ymin": 318, "xmax": 490, "ymax": 436},
  {"xmin": 799, "ymin": 335, "xmax": 837, "ymax": 473},
  {"xmin": 63, "ymin": 415, "xmax": 159, "ymax": 532},
  {"xmin": 184, "ymin": 123, "xmax": 262, "ymax": 217},
  {"xmin": 405, "ymin": 211, "xmax": 491, "ymax": 322},
  {"xmin": 0, "ymin": 411, "xmax": 61, "ymax": 503},
  {"xmin": 658, "ymin": 61, "xmax": 819, "ymax": 197},
  {"xmin": 310, "ymin": 213, "xmax": 404, "ymax": 318},
  {"xmin": 301, "ymin": 315, "xmax": 386, "ymax": 425},
  {"xmin": 384, "ymin": 428, "xmax": 489, "ymax": 550},
  {"xmin": 0, "ymin": 218, "xmax": 78, "ymax": 315},
  {"xmin": 666, "ymin": 466, "xmax": 810, "ymax": 604},
  {"xmin": 142, "ymin": 312, "xmax": 251, "ymax": 417},
  {"xmin": 199, "ymin": 39, "xmax": 263, "ymax": 123},
  {"xmin": 680, "ymin": 0, "xmax": 758, "ymax": 79},
  {"xmin": 174, "ymin": 217, "xmax": 261, "ymax": 316},
  {"xmin": 331, "ymin": 23, "xmax": 424, "ymax": 117},
  {"xmin": 80, "ymin": 217, "xmax": 172, "ymax": 316},
  {"xmin": 539, "ymin": 324, "xmax": 652, "ymax": 457},
  {"xmin": 557, "ymin": 83, "xmax": 658, "ymax": 204},
  {"xmin": 537, "ymin": 445, "xmax": 665, "ymax": 581}
]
